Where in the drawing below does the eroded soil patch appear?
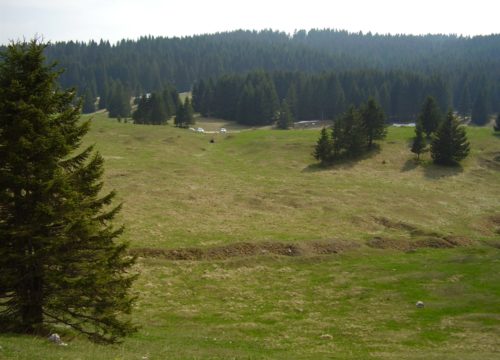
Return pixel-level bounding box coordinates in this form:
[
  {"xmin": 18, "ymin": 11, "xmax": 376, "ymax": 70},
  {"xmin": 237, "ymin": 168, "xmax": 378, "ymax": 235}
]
[
  {"xmin": 369, "ymin": 217, "xmax": 474, "ymax": 251},
  {"xmin": 131, "ymin": 239, "xmax": 358, "ymax": 260}
]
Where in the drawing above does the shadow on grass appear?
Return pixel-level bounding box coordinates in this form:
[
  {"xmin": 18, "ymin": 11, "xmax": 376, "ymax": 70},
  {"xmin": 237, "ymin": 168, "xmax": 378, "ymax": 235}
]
[
  {"xmin": 401, "ymin": 158, "xmax": 419, "ymax": 172},
  {"xmin": 302, "ymin": 145, "xmax": 381, "ymax": 172},
  {"xmin": 423, "ymin": 162, "xmax": 464, "ymax": 179}
]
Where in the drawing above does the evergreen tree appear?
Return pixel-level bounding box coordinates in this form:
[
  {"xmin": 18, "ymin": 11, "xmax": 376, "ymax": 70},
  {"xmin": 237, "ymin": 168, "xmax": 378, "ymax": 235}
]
[
  {"xmin": 275, "ymin": 100, "xmax": 295, "ymax": 129},
  {"xmin": 431, "ymin": 111, "xmax": 470, "ymax": 165},
  {"xmin": 183, "ymin": 97, "xmax": 194, "ymax": 126},
  {"xmin": 81, "ymin": 87, "xmax": 96, "ymax": 114},
  {"xmin": 149, "ymin": 93, "xmax": 167, "ymax": 125},
  {"xmin": 313, "ymin": 128, "xmax": 332, "ymax": 164},
  {"xmin": 471, "ymin": 90, "xmax": 489, "ymax": 125},
  {"xmin": 418, "ymin": 96, "xmax": 442, "ymax": 137},
  {"xmin": 174, "ymin": 97, "xmax": 195, "ymax": 127},
  {"xmin": 341, "ymin": 106, "xmax": 367, "ymax": 157},
  {"xmin": 330, "ymin": 117, "xmax": 344, "ymax": 158},
  {"xmin": 132, "ymin": 95, "xmax": 150, "ymax": 124},
  {"xmin": 107, "ymin": 81, "xmax": 130, "ymax": 119},
  {"xmin": 361, "ymin": 97, "xmax": 386, "ymax": 148},
  {"xmin": 0, "ymin": 41, "xmax": 136, "ymax": 343},
  {"xmin": 411, "ymin": 121, "xmax": 426, "ymax": 160},
  {"xmin": 285, "ymin": 85, "xmax": 299, "ymax": 120},
  {"xmin": 494, "ymin": 113, "xmax": 500, "ymax": 132},
  {"xmin": 458, "ymin": 84, "xmax": 472, "ymax": 118}
]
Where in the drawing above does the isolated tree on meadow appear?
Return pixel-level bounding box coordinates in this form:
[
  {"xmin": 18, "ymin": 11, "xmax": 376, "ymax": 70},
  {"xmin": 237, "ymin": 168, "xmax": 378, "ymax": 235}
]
[
  {"xmin": 430, "ymin": 111, "xmax": 470, "ymax": 165},
  {"xmin": 411, "ymin": 121, "xmax": 426, "ymax": 160},
  {"xmin": 418, "ymin": 96, "xmax": 442, "ymax": 137},
  {"xmin": 313, "ymin": 128, "xmax": 332, "ymax": 164},
  {"xmin": 174, "ymin": 97, "xmax": 194, "ymax": 127},
  {"xmin": 361, "ymin": 98, "xmax": 386, "ymax": 148},
  {"xmin": 0, "ymin": 40, "xmax": 136, "ymax": 343}
]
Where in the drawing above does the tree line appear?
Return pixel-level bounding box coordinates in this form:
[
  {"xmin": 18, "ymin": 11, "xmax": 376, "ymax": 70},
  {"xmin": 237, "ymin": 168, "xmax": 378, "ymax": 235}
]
[
  {"xmin": 192, "ymin": 69, "xmax": 494, "ymax": 126},
  {"xmin": 33, "ymin": 29, "xmax": 499, "ymax": 121}
]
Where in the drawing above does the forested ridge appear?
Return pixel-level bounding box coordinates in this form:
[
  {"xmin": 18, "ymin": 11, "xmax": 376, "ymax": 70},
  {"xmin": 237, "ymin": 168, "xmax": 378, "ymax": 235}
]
[{"xmin": 31, "ymin": 29, "xmax": 500, "ymax": 122}]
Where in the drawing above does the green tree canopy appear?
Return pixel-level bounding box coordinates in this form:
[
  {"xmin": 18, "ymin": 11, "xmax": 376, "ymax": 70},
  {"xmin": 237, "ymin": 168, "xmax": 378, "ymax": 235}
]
[
  {"xmin": 0, "ymin": 40, "xmax": 137, "ymax": 343},
  {"xmin": 313, "ymin": 128, "xmax": 332, "ymax": 164},
  {"xmin": 411, "ymin": 121, "xmax": 426, "ymax": 160},
  {"xmin": 361, "ymin": 97, "xmax": 386, "ymax": 148},
  {"xmin": 430, "ymin": 111, "xmax": 470, "ymax": 165},
  {"xmin": 418, "ymin": 96, "xmax": 442, "ymax": 137},
  {"xmin": 275, "ymin": 100, "xmax": 295, "ymax": 129}
]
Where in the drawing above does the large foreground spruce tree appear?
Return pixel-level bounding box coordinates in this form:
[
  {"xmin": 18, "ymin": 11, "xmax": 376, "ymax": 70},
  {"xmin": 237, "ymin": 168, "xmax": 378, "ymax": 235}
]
[{"xmin": 0, "ymin": 41, "xmax": 136, "ymax": 343}]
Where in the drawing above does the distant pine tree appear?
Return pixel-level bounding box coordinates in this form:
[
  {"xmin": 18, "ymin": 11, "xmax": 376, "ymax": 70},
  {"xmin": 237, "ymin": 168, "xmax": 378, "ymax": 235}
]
[
  {"xmin": 361, "ymin": 98, "xmax": 386, "ymax": 148},
  {"xmin": 313, "ymin": 128, "xmax": 332, "ymax": 164},
  {"xmin": 411, "ymin": 121, "xmax": 426, "ymax": 160},
  {"xmin": 495, "ymin": 113, "xmax": 500, "ymax": 132},
  {"xmin": 108, "ymin": 81, "xmax": 130, "ymax": 119},
  {"xmin": 82, "ymin": 87, "xmax": 96, "ymax": 114},
  {"xmin": 174, "ymin": 97, "xmax": 195, "ymax": 127},
  {"xmin": 149, "ymin": 93, "xmax": 167, "ymax": 124},
  {"xmin": 418, "ymin": 96, "xmax": 442, "ymax": 137},
  {"xmin": 183, "ymin": 97, "xmax": 195, "ymax": 126},
  {"xmin": 471, "ymin": 90, "xmax": 489, "ymax": 126},
  {"xmin": 431, "ymin": 111, "xmax": 470, "ymax": 165},
  {"xmin": 276, "ymin": 100, "xmax": 295, "ymax": 129},
  {"xmin": 342, "ymin": 106, "xmax": 367, "ymax": 157}
]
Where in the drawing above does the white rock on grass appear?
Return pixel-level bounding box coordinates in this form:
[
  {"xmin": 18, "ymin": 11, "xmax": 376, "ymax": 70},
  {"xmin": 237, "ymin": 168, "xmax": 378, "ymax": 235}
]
[
  {"xmin": 48, "ymin": 333, "xmax": 68, "ymax": 346},
  {"xmin": 320, "ymin": 334, "xmax": 333, "ymax": 340},
  {"xmin": 416, "ymin": 301, "xmax": 425, "ymax": 308}
]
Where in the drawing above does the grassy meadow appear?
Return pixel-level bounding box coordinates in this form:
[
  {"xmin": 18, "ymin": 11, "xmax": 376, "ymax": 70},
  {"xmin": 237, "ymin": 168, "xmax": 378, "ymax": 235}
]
[{"xmin": 1, "ymin": 113, "xmax": 499, "ymax": 359}]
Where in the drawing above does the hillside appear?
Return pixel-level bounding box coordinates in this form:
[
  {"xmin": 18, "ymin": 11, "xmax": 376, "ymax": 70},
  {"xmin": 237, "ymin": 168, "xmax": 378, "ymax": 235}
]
[
  {"xmin": 42, "ymin": 30, "xmax": 500, "ymax": 119},
  {"xmin": 1, "ymin": 115, "xmax": 499, "ymax": 359},
  {"xmin": 81, "ymin": 114, "xmax": 500, "ymax": 249}
]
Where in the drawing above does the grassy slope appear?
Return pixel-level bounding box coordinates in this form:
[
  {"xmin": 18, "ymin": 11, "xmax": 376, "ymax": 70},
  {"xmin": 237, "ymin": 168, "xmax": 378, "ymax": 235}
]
[
  {"xmin": 1, "ymin": 114, "xmax": 499, "ymax": 359},
  {"xmin": 82, "ymin": 113, "xmax": 499, "ymax": 249}
]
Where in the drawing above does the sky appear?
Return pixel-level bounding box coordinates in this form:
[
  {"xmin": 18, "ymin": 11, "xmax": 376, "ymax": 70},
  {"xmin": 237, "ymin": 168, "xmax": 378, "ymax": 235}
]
[{"xmin": 1, "ymin": 0, "xmax": 499, "ymax": 44}]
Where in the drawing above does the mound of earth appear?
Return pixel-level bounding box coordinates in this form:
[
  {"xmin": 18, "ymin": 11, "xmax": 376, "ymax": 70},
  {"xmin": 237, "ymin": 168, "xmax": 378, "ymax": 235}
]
[
  {"xmin": 367, "ymin": 235, "xmax": 472, "ymax": 251},
  {"xmin": 131, "ymin": 239, "xmax": 359, "ymax": 260}
]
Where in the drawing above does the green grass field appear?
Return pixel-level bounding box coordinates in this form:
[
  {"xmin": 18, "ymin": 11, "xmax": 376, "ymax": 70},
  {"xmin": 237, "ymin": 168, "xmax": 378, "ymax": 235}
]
[{"xmin": 1, "ymin": 113, "xmax": 499, "ymax": 359}]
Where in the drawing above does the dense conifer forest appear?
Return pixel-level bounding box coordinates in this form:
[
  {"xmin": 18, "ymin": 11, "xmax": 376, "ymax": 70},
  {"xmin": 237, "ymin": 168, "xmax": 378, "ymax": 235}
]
[{"xmin": 37, "ymin": 29, "xmax": 500, "ymax": 123}]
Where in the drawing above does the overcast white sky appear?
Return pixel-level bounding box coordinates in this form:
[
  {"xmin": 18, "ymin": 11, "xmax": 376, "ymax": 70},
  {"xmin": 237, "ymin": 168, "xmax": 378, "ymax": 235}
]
[{"xmin": 1, "ymin": 0, "xmax": 499, "ymax": 44}]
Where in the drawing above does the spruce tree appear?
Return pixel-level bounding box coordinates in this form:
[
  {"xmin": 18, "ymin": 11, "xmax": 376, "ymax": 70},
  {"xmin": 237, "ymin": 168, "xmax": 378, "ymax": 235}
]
[
  {"xmin": 361, "ymin": 98, "xmax": 386, "ymax": 148},
  {"xmin": 411, "ymin": 121, "xmax": 426, "ymax": 160},
  {"xmin": 276, "ymin": 100, "xmax": 295, "ymax": 129},
  {"xmin": 471, "ymin": 90, "xmax": 489, "ymax": 126},
  {"xmin": 341, "ymin": 106, "xmax": 367, "ymax": 157},
  {"xmin": 313, "ymin": 128, "xmax": 332, "ymax": 164},
  {"xmin": 418, "ymin": 96, "xmax": 442, "ymax": 137},
  {"xmin": 82, "ymin": 87, "xmax": 96, "ymax": 114},
  {"xmin": 174, "ymin": 98, "xmax": 194, "ymax": 128},
  {"xmin": 431, "ymin": 111, "xmax": 470, "ymax": 165},
  {"xmin": 149, "ymin": 93, "xmax": 167, "ymax": 125},
  {"xmin": 0, "ymin": 41, "xmax": 136, "ymax": 343},
  {"xmin": 174, "ymin": 101, "xmax": 185, "ymax": 127},
  {"xmin": 183, "ymin": 97, "xmax": 195, "ymax": 126}
]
